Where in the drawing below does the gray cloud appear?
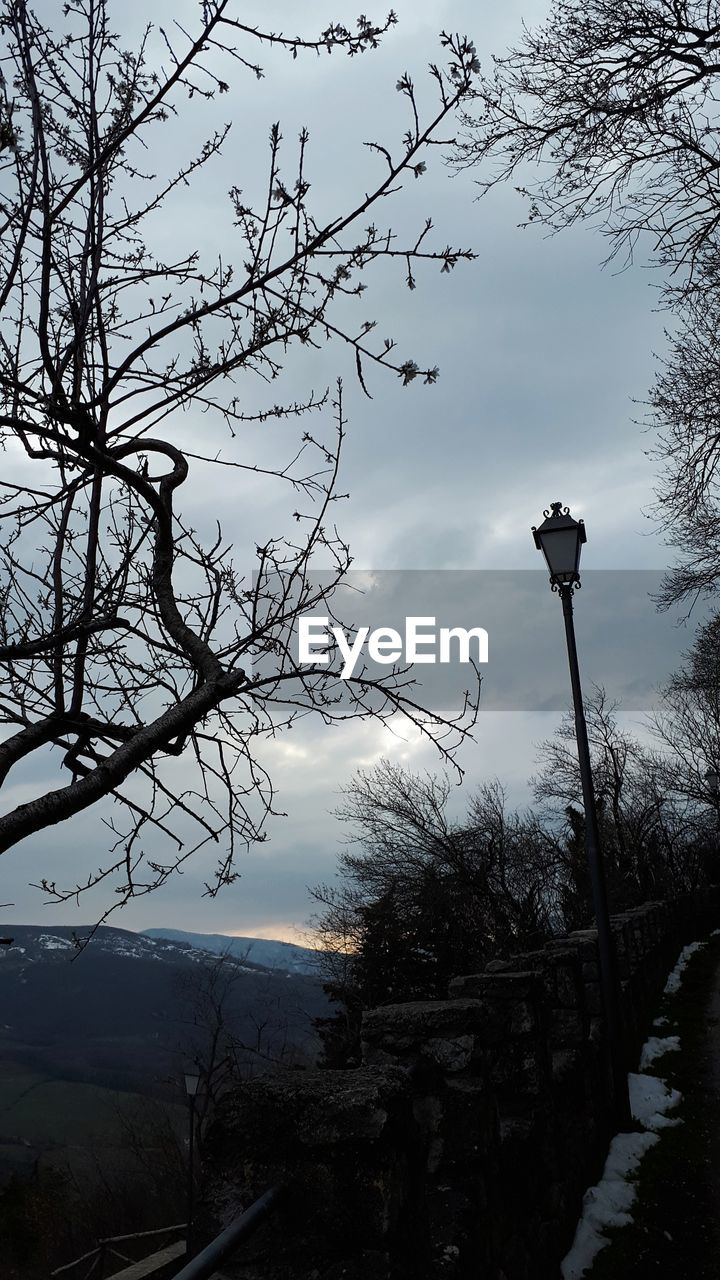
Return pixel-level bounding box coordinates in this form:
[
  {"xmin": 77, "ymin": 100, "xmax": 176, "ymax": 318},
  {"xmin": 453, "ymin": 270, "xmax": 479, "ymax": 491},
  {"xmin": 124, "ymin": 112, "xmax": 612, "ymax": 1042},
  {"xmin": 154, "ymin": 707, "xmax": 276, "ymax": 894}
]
[{"xmin": 0, "ymin": 1, "xmax": 687, "ymax": 942}]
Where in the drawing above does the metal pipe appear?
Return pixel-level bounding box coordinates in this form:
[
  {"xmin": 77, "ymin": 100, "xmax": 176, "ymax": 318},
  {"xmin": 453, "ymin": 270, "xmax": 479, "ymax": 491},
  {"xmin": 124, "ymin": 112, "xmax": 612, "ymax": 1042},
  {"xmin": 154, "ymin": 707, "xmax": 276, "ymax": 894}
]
[
  {"xmin": 560, "ymin": 584, "xmax": 632, "ymax": 1129},
  {"xmin": 171, "ymin": 1185, "xmax": 285, "ymax": 1280}
]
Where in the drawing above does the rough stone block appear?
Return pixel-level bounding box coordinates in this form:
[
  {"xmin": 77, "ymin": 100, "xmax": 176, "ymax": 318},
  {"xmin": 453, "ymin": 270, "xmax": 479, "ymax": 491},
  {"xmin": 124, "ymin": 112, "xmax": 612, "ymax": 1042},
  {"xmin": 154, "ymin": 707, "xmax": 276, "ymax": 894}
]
[
  {"xmin": 449, "ymin": 971, "xmax": 541, "ymax": 1001},
  {"xmin": 583, "ymin": 980, "xmax": 603, "ymax": 1016},
  {"xmin": 201, "ymin": 1066, "xmax": 415, "ymax": 1261},
  {"xmin": 548, "ymin": 1008, "xmax": 585, "ymax": 1048},
  {"xmin": 362, "ymin": 998, "xmax": 502, "ymax": 1065},
  {"xmin": 488, "ymin": 1038, "xmax": 547, "ymax": 1097},
  {"xmin": 550, "ymin": 1049, "xmax": 584, "ymax": 1085},
  {"xmin": 439, "ymin": 1077, "xmax": 499, "ymax": 1165}
]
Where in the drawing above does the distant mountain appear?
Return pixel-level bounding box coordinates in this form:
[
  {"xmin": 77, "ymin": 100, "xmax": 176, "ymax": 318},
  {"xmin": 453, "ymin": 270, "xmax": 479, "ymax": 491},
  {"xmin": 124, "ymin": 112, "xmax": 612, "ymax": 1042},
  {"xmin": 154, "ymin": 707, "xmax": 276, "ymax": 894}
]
[
  {"xmin": 142, "ymin": 926, "xmax": 323, "ymax": 975},
  {"xmin": 0, "ymin": 924, "xmax": 329, "ymax": 1096}
]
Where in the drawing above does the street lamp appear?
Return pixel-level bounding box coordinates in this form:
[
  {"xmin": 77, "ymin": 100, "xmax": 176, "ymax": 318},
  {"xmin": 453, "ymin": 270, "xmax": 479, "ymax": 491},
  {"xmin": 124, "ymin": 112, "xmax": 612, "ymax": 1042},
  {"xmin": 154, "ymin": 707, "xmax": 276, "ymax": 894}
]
[
  {"xmin": 533, "ymin": 502, "xmax": 632, "ymax": 1129},
  {"xmin": 184, "ymin": 1070, "xmax": 202, "ymax": 1258}
]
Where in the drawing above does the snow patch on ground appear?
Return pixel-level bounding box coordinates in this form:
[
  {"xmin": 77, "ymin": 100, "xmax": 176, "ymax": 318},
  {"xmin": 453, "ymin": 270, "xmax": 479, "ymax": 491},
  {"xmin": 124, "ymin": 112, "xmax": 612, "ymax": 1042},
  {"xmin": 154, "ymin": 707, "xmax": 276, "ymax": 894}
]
[
  {"xmin": 560, "ymin": 1076, "xmax": 681, "ymax": 1279},
  {"xmin": 664, "ymin": 941, "xmax": 707, "ymax": 994},
  {"xmin": 639, "ymin": 1035, "xmax": 681, "ymax": 1071},
  {"xmin": 560, "ymin": 1130, "xmax": 659, "ymax": 1280},
  {"xmin": 628, "ymin": 1072, "xmax": 682, "ymax": 1131},
  {"xmin": 560, "ymin": 932, "xmax": 712, "ymax": 1279}
]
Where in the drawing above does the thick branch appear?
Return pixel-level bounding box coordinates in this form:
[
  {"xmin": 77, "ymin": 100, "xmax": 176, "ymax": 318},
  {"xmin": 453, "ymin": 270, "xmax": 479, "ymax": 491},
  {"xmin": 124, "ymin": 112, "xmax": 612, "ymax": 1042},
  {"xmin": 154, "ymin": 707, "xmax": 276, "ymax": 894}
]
[{"xmin": 0, "ymin": 669, "xmax": 246, "ymax": 855}]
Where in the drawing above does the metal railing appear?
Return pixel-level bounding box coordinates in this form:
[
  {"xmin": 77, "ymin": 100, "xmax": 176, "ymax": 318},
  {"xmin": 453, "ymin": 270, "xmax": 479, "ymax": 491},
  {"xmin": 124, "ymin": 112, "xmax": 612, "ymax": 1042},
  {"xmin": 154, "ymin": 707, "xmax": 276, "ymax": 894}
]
[
  {"xmin": 49, "ymin": 1188, "xmax": 283, "ymax": 1280},
  {"xmin": 50, "ymin": 1224, "xmax": 187, "ymax": 1280},
  {"xmin": 171, "ymin": 1185, "xmax": 284, "ymax": 1280}
]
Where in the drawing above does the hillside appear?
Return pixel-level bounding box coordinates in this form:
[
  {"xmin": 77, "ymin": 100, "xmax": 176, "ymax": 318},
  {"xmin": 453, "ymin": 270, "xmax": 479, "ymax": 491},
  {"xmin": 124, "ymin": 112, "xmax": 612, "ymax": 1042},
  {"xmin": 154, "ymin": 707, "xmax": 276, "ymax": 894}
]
[
  {"xmin": 0, "ymin": 924, "xmax": 331, "ymax": 1187},
  {"xmin": 0, "ymin": 924, "xmax": 329, "ymax": 1092},
  {"xmin": 142, "ymin": 926, "xmax": 322, "ymax": 974}
]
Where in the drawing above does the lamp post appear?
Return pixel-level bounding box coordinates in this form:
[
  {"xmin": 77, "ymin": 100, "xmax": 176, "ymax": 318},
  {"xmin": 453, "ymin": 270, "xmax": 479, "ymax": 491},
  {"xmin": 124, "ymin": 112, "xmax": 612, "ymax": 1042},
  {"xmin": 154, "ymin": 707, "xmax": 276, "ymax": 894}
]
[
  {"xmin": 532, "ymin": 502, "xmax": 632, "ymax": 1129},
  {"xmin": 184, "ymin": 1069, "xmax": 201, "ymax": 1258}
]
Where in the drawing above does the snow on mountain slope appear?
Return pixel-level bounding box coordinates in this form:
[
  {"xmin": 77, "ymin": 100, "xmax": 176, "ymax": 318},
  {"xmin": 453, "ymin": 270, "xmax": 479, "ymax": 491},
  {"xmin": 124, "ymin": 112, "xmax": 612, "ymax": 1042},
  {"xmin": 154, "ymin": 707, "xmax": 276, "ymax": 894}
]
[
  {"xmin": 142, "ymin": 927, "xmax": 323, "ymax": 975},
  {"xmin": 0, "ymin": 924, "xmax": 262, "ymax": 971}
]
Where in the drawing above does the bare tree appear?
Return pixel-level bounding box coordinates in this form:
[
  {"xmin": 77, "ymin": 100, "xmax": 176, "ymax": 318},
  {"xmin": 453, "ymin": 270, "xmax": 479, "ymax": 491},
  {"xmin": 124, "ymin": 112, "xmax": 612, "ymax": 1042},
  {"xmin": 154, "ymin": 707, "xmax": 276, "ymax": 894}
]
[
  {"xmin": 0, "ymin": 2, "xmax": 481, "ymax": 919},
  {"xmin": 310, "ymin": 761, "xmax": 565, "ymax": 1008},
  {"xmin": 173, "ymin": 950, "xmax": 316, "ymax": 1145},
  {"xmin": 453, "ymin": 0, "xmax": 720, "ymax": 604},
  {"xmin": 648, "ymin": 287, "xmax": 720, "ymax": 606},
  {"xmin": 331, "ymin": 761, "xmax": 563, "ymax": 941},
  {"xmin": 533, "ymin": 685, "xmax": 706, "ymax": 903},
  {"xmin": 455, "ymin": 0, "xmax": 720, "ymax": 285},
  {"xmin": 650, "ymin": 611, "xmax": 720, "ymax": 809}
]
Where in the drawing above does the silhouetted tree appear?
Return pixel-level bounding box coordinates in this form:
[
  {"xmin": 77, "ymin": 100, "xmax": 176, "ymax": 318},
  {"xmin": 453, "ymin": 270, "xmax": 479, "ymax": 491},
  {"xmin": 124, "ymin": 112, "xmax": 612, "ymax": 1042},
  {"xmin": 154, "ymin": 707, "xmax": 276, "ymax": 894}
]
[
  {"xmin": 310, "ymin": 688, "xmax": 717, "ymax": 1065},
  {"xmin": 455, "ymin": 0, "xmax": 720, "ymax": 604},
  {"xmin": 649, "ymin": 610, "xmax": 720, "ymax": 879},
  {"xmin": 309, "ymin": 761, "xmax": 567, "ymax": 1062},
  {"xmin": 456, "ymin": 0, "xmax": 720, "ymax": 287},
  {"xmin": 174, "ymin": 949, "xmax": 316, "ymax": 1133},
  {"xmin": 649, "ymin": 293, "xmax": 720, "ymax": 606},
  {"xmin": 534, "ymin": 686, "xmax": 708, "ymax": 907},
  {"xmin": 0, "ymin": 2, "xmax": 481, "ymax": 919}
]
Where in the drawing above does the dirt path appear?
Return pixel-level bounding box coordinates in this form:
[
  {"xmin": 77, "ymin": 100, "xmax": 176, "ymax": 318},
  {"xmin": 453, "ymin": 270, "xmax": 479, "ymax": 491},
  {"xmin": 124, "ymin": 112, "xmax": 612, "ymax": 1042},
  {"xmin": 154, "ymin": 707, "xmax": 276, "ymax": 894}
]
[{"xmin": 584, "ymin": 933, "xmax": 720, "ymax": 1279}]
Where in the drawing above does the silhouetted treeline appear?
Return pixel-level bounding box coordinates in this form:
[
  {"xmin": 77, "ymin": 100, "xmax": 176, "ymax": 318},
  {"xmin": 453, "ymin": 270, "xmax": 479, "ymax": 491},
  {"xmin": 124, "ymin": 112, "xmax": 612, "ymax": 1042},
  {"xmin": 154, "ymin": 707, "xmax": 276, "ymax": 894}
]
[{"xmin": 311, "ymin": 614, "xmax": 720, "ymax": 1066}]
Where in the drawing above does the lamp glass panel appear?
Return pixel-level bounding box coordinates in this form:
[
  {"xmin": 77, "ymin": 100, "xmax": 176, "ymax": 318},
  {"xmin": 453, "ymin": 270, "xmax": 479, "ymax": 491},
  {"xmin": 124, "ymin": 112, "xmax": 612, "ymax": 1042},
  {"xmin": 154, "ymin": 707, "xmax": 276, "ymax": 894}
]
[
  {"xmin": 184, "ymin": 1072, "xmax": 201, "ymax": 1097},
  {"xmin": 539, "ymin": 526, "xmax": 581, "ymax": 581}
]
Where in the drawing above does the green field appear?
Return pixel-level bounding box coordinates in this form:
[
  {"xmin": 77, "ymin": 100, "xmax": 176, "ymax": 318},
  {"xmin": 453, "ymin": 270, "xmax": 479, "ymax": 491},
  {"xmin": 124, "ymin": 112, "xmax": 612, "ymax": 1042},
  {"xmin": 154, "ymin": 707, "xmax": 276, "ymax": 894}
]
[
  {"xmin": 0, "ymin": 1062, "xmax": 188, "ymax": 1279},
  {"xmin": 0, "ymin": 1060, "xmax": 185, "ymax": 1179}
]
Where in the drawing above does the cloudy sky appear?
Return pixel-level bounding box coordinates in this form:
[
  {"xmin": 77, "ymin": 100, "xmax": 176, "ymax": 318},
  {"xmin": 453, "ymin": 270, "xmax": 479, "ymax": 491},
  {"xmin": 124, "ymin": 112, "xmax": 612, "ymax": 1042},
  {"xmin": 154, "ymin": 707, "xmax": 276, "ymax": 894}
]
[{"xmin": 1, "ymin": 0, "xmax": 699, "ymax": 943}]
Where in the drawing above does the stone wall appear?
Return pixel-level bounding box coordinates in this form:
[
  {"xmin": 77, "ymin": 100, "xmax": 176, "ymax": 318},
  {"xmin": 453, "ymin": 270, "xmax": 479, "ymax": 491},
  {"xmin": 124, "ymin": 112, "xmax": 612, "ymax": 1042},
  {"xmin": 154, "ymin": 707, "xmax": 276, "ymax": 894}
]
[{"xmin": 200, "ymin": 889, "xmax": 720, "ymax": 1280}]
